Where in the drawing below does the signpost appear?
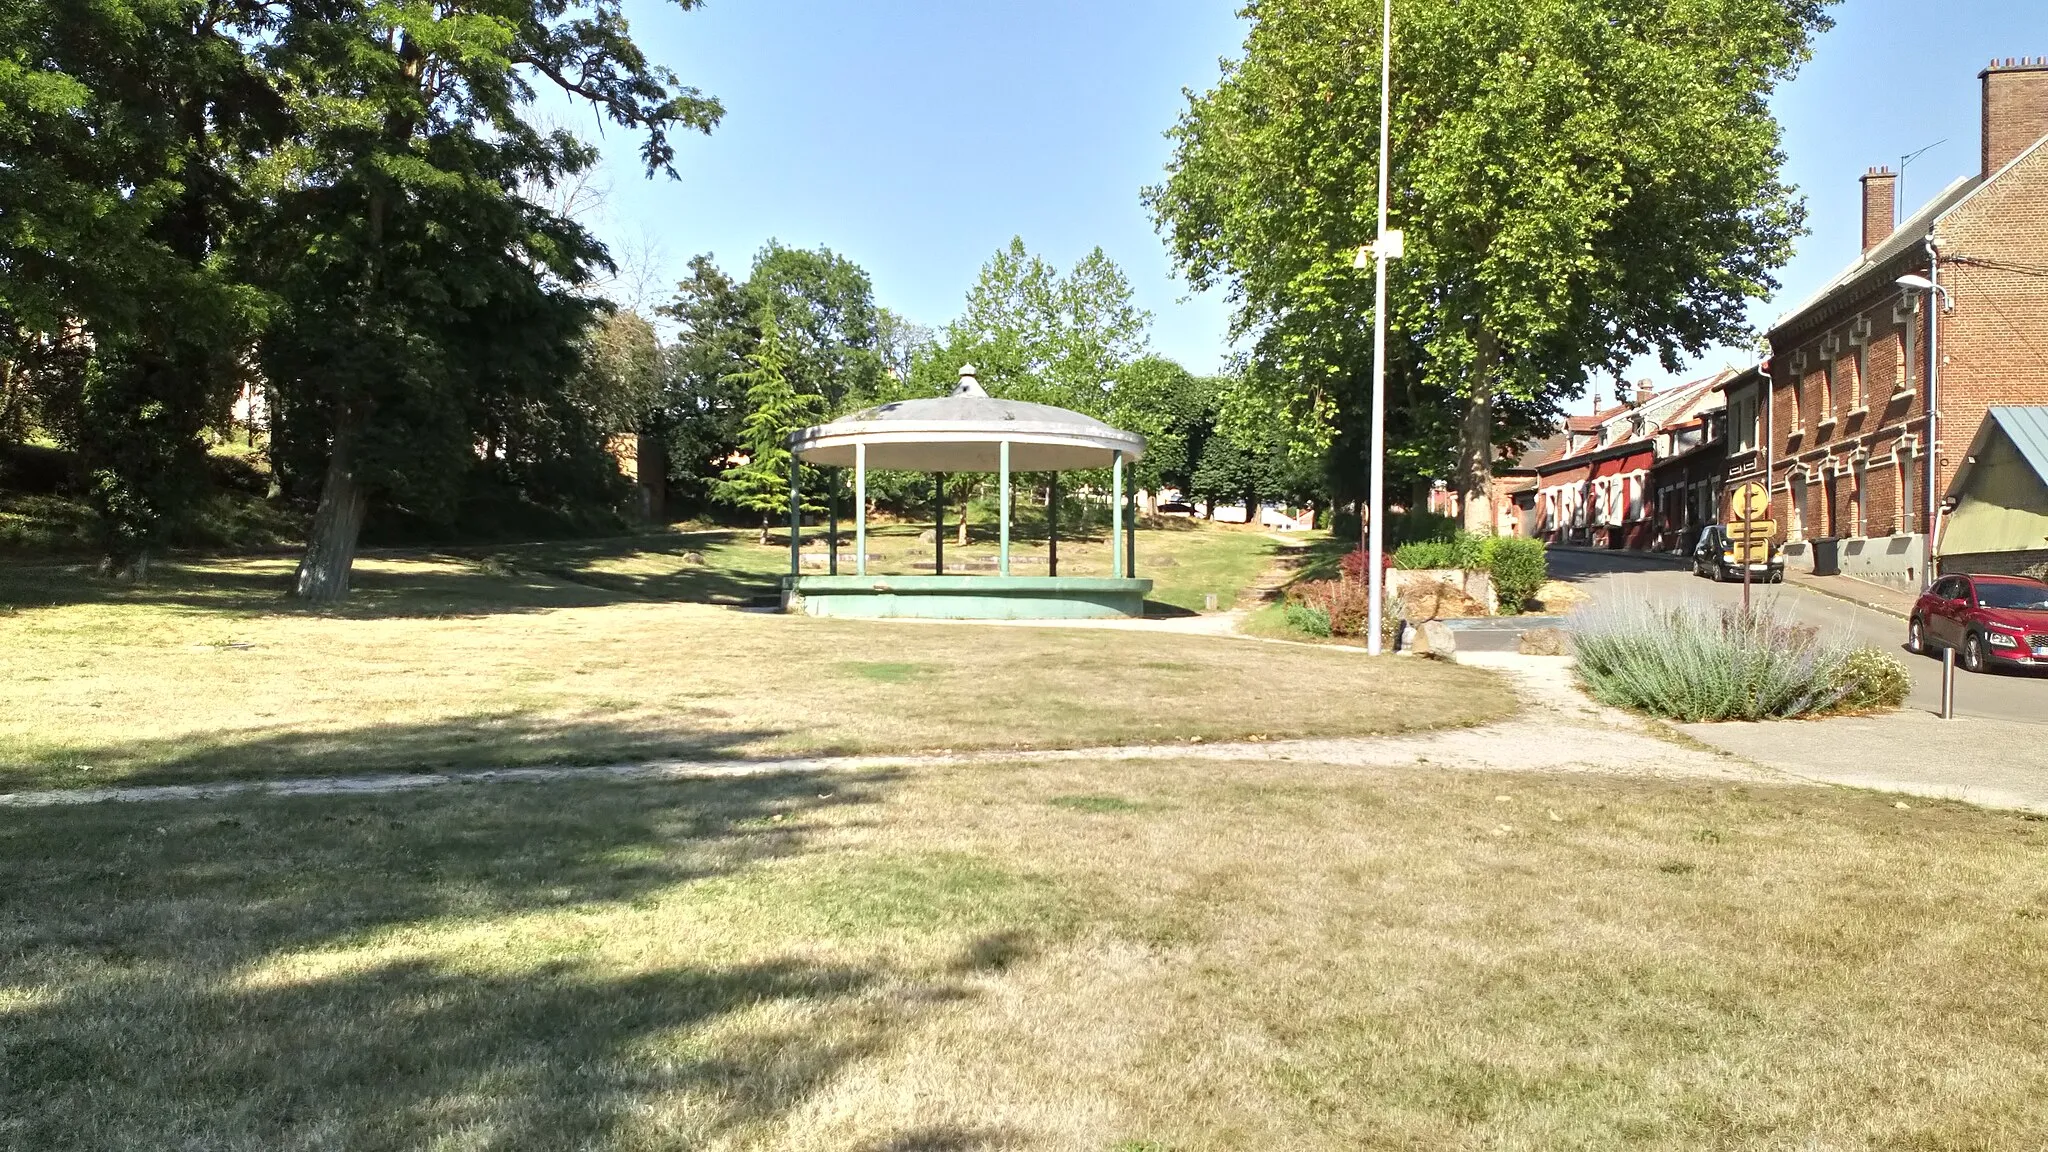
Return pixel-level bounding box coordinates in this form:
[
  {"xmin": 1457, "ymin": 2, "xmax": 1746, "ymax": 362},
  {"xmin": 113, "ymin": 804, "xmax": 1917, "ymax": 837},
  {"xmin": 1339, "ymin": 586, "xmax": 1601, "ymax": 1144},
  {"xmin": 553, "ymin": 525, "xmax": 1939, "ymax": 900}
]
[{"xmin": 1728, "ymin": 480, "xmax": 1773, "ymax": 613}]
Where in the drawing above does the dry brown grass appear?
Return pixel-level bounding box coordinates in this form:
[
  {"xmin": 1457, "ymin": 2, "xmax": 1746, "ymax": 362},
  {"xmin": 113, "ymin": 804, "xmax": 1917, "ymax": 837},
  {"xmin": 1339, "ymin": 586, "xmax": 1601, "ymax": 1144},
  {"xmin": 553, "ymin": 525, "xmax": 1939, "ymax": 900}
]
[
  {"xmin": 5, "ymin": 757, "xmax": 2045, "ymax": 1149},
  {"xmin": 0, "ymin": 555, "xmax": 1505, "ymax": 790}
]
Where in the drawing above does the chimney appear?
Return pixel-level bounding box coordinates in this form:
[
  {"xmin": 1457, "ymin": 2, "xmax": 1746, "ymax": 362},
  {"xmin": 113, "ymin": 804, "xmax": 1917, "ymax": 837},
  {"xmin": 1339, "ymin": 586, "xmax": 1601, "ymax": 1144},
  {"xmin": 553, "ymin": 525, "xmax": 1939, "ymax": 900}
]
[
  {"xmin": 1982, "ymin": 57, "xmax": 2048, "ymax": 177},
  {"xmin": 1634, "ymin": 380, "xmax": 1654, "ymax": 406},
  {"xmin": 1860, "ymin": 167, "xmax": 1897, "ymax": 252}
]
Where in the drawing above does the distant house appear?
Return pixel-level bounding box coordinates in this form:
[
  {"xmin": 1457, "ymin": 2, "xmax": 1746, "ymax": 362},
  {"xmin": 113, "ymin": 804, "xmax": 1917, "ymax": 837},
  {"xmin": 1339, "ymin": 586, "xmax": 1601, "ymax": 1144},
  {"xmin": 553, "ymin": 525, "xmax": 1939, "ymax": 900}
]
[
  {"xmin": 1528, "ymin": 372, "xmax": 1731, "ymax": 550},
  {"xmin": 1756, "ymin": 57, "xmax": 2048, "ymax": 589},
  {"xmin": 1941, "ymin": 407, "xmax": 2048, "ymax": 579}
]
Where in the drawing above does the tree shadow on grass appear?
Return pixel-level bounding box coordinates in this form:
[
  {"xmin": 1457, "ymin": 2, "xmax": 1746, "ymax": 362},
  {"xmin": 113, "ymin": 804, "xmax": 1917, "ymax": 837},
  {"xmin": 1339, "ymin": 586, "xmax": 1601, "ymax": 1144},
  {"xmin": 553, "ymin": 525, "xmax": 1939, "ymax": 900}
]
[
  {"xmin": 0, "ymin": 767, "xmax": 1009, "ymax": 1148},
  {"xmin": 0, "ymin": 556, "xmax": 630, "ymax": 619},
  {"xmin": 11, "ymin": 712, "xmax": 790, "ymax": 793}
]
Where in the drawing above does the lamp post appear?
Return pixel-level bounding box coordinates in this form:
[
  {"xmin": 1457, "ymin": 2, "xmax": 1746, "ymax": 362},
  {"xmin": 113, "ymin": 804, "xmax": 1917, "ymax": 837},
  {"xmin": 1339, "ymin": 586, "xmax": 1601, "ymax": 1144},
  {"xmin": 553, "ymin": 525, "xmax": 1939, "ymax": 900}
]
[
  {"xmin": 1897, "ymin": 270, "xmax": 1949, "ymax": 590},
  {"xmin": 1354, "ymin": 0, "xmax": 1399, "ymax": 655}
]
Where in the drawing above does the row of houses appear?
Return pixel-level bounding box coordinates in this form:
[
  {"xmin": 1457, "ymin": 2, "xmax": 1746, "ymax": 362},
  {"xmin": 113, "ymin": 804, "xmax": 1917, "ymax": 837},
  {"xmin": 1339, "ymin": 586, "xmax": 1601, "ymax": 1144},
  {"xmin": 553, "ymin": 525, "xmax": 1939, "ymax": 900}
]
[{"xmin": 1497, "ymin": 56, "xmax": 2048, "ymax": 590}]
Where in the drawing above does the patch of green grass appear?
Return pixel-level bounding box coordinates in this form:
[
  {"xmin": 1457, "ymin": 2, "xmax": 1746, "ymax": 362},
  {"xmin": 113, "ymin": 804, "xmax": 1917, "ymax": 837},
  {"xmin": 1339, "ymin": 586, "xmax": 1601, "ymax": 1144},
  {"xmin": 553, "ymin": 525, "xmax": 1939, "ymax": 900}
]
[
  {"xmin": 842, "ymin": 661, "xmax": 935, "ymax": 684},
  {"xmin": 1048, "ymin": 794, "xmax": 1145, "ymax": 814}
]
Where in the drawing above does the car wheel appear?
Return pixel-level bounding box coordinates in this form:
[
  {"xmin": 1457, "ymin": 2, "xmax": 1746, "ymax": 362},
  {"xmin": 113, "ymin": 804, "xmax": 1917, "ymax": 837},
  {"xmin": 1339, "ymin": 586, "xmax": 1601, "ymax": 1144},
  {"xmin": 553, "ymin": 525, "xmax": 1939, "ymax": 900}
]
[
  {"xmin": 1963, "ymin": 631, "xmax": 1988, "ymax": 674},
  {"xmin": 1907, "ymin": 616, "xmax": 1927, "ymax": 655},
  {"xmin": 1770, "ymin": 569, "xmax": 1785, "ymax": 584}
]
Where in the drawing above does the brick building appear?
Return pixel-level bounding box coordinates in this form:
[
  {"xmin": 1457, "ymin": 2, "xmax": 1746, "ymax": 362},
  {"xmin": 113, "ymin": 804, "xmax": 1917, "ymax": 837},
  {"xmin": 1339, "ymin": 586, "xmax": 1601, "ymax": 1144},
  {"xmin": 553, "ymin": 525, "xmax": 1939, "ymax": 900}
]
[
  {"xmin": 1529, "ymin": 372, "xmax": 1729, "ymax": 549},
  {"xmin": 1750, "ymin": 57, "xmax": 2048, "ymax": 589}
]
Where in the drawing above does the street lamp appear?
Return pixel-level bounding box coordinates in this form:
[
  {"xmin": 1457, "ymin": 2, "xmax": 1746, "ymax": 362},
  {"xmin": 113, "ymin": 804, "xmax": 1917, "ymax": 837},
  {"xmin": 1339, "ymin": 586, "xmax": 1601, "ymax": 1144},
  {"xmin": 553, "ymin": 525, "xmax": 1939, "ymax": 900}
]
[
  {"xmin": 1361, "ymin": 0, "xmax": 1397, "ymax": 655},
  {"xmin": 1896, "ymin": 271, "xmax": 1951, "ymax": 589}
]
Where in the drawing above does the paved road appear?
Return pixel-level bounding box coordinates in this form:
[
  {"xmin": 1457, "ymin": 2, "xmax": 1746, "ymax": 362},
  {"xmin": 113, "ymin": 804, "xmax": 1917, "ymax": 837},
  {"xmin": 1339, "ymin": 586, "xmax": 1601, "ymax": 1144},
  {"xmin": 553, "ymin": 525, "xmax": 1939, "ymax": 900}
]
[{"xmin": 1544, "ymin": 549, "xmax": 2047, "ymax": 724}]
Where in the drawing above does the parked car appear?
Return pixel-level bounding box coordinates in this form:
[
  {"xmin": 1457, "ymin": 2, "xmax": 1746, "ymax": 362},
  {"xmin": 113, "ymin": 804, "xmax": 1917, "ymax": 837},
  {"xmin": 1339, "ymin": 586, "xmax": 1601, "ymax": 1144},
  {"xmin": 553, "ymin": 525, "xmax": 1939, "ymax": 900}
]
[
  {"xmin": 1908, "ymin": 573, "xmax": 2048, "ymax": 672},
  {"xmin": 1690, "ymin": 524, "xmax": 1785, "ymax": 583}
]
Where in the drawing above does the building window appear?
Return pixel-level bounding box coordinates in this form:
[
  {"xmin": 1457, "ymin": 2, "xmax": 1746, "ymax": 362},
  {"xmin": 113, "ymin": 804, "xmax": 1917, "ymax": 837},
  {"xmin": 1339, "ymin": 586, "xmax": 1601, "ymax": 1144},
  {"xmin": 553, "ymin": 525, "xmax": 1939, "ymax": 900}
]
[
  {"xmin": 1815, "ymin": 368, "xmax": 1833, "ymax": 423},
  {"xmin": 1789, "ymin": 474, "xmax": 1807, "ymax": 541},
  {"xmin": 1899, "ymin": 449, "xmax": 1917, "ymax": 535},
  {"xmin": 1852, "ymin": 461, "xmax": 1867, "ymax": 537},
  {"xmin": 1893, "ymin": 333, "xmax": 1909, "ymax": 398},
  {"xmin": 1730, "ymin": 391, "xmax": 1758, "ymax": 453},
  {"xmin": 1850, "ymin": 347, "xmax": 1867, "ymax": 411}
]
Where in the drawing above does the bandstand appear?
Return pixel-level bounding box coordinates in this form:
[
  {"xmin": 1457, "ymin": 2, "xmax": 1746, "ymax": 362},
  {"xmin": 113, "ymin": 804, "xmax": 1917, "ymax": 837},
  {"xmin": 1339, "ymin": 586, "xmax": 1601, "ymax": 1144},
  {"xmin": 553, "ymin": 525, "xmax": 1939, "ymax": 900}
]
[{"xmin": 781, "ymin": 365, "xmax": 1153, "ymax": 619}]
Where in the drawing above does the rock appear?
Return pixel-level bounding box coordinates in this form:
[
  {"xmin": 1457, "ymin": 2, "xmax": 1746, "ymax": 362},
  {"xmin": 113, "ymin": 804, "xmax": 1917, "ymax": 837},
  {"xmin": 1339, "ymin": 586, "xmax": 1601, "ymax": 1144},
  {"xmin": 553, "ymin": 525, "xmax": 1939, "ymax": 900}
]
[
  {"xmin": 1149, "ymin": 556, "xmax": 1178, "ymax": 567},
  {"xmin": 1412, "ymin": 619, "xmax": 1457, "ymax": 661},
  {"xmin": 918, "ymin": 529, "xmax": 936, "ymax": 544},
  {"xmin": 1517, "ymin": 626, "xmax": 1570, "ymax": 656},
  {"xmin": 680, "ymin": 551, "xmax": 706, "ymax": 565}
]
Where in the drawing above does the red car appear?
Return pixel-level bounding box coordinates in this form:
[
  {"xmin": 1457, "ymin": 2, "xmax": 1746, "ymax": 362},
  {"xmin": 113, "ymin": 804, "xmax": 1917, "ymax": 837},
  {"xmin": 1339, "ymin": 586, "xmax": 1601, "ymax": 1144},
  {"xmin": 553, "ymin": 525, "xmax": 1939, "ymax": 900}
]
[{"xmin": 1908, "ymin": 573, "xmax": 2048, "ymax": 672}]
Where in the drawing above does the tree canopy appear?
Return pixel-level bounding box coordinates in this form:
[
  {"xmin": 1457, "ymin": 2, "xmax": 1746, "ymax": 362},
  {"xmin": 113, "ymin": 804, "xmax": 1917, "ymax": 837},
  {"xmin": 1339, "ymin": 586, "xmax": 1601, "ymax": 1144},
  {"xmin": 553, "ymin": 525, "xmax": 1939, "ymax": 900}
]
[{"xmin": 1149, "ymin": 0, "xmax": 1833, "ymax": 527}]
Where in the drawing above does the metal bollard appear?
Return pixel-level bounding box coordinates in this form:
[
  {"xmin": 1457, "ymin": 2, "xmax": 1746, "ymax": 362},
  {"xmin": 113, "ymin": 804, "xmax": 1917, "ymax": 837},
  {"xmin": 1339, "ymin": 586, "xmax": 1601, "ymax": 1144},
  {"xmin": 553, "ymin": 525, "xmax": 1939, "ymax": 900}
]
[{"xmin": 1941, "ymin": 647, "xmax": 1956, "ymax": 720}]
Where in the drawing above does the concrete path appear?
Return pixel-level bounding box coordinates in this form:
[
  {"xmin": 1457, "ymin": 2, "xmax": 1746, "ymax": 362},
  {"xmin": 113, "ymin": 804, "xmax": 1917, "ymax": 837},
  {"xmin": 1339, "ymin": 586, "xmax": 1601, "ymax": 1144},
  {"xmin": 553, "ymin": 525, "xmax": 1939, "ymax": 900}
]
[{"xmin": 1679, "ymin": 711, "xmax": 2048, "ymax": 814}]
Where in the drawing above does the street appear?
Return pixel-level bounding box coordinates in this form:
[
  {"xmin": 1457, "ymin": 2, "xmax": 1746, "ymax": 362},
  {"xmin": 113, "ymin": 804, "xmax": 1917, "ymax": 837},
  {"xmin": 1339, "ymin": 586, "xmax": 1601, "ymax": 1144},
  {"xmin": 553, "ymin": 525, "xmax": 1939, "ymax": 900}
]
[{"xmin": 1542, "ymin": 548, "xmax": 2048, "ymax": 725}]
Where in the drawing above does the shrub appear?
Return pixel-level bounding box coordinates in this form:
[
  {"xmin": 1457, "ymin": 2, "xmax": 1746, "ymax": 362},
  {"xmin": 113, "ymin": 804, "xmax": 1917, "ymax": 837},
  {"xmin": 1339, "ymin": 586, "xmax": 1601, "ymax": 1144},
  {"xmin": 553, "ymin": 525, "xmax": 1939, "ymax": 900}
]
[
  {"xmin": 1569, "ymin": 598, "xmax": 1888, "ymax": 721},
  {"xmin": 1282, "ymin": 601, "xmax": 1333, "ymax": 638},
  {"xmin": 1827, "ymin": 646, "xmax": 1912, "ymax": 713},
  {"xmin": 1338, "ymin": 546, "xmax": 1393, "ymax": 583},
  {"xmin": 1289, "ymin": 578, "xmax": 1382, "ymax": 637},
  {"xmin": 1486, "ymin": 537, "xmax": 1548, "ymax": 613},
  {"xmin": 1393, "ymin": 540, "xmax": 1455, "ymax": 570}
]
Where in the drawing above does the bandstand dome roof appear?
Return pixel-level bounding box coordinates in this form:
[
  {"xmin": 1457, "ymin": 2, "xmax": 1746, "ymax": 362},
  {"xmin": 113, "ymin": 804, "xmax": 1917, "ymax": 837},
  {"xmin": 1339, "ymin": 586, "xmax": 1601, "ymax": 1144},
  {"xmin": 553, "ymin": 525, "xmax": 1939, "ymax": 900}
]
[{"xmin": 788, "ymin": 365, "xmax": 1146, "ymax": 472}]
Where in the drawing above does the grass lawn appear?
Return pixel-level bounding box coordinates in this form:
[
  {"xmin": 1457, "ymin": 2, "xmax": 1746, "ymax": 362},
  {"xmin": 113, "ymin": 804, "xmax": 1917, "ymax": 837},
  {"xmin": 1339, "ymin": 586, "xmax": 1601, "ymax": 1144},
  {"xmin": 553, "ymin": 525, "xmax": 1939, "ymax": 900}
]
[
  {"xmin": 0, "ymin": 549, "xmax": 1501, "ymax": 791},
  {"xmin": 488, "ymin": 518, "xmax": 1286, "ymax": 616},
  {"xmin": 4, "ymin": 758, "xmax": 2045, "ymax": 1148}
]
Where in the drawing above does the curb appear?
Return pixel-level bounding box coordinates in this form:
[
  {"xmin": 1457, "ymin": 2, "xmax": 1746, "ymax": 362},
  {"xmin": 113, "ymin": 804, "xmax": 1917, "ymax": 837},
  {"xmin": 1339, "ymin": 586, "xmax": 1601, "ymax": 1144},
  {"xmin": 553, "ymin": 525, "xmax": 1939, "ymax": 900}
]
[{"xmin": 1546, "ymin": 544, "xmax": 1689, "ymax": 567}]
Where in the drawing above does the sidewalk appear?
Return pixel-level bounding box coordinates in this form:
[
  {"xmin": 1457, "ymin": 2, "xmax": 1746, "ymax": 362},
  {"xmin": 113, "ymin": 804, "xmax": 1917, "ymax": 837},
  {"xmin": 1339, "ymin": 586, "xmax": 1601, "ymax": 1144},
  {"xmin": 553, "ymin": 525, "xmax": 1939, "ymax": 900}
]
[
  {"xmin": 1782, "ymin": 569, "xmax": 1916, "ymax": 619},
  {"xmin": 1680, "ymin": 710, "xmax": 2048, "ymax": 814}
]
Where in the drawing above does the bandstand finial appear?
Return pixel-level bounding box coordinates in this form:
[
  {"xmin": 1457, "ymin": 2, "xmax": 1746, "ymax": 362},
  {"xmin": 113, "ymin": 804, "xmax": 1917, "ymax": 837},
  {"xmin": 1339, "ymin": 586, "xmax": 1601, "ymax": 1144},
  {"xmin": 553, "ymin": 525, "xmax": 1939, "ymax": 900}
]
[{"xmin": 953, "ymin": 364, "xmax": 988, "ymax": 397}]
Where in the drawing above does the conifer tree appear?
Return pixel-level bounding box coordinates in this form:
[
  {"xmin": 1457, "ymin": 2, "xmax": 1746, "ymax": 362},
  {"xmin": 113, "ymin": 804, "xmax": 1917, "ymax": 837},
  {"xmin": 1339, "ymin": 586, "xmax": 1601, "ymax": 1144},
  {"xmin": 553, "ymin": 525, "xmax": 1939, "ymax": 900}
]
[{"xmin": 716, "ymin": 318, "xmax": 823, "ymax": 543}]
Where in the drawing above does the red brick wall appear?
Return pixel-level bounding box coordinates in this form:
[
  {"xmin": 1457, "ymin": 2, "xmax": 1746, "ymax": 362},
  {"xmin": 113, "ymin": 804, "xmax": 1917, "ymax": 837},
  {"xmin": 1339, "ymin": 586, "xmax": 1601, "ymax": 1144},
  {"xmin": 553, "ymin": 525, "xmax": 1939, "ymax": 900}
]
[
  {"xmin": 1983, "ymin": 61, "xmax": 2048, "ymax": 178},
  {"xmin": 1933, "ymin": 136, "xmax": 2048, "ymax": 506}
]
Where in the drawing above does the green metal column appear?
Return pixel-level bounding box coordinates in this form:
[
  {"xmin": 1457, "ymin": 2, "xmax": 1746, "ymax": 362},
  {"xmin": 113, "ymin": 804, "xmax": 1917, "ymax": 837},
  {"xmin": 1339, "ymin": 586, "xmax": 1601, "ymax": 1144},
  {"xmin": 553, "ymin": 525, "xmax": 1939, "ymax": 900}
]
[
  {"xmin": 855, "ymin": 441, "xmax": 867, "ymax": 577},
  {"xmin": 1126, "ymin": 475, "xmax": 1136, "ymax": 577},
  {"xmin": 934, "ymin": 473, "xmax": 945, "ymax": 576},
  {"xmin": 828, "ymin": 469, "xmax": 838, "ymax": 575},
  {"xmin": 999, "ymin": 440, "xmax": 1011, "ymax": 576},
  {"xmin": 788, "ymin": 451, "xmax": 801, "ymax": 577},
  {"xmin": 1112, "ymin": 450, "xmax": 1124, "ymax": 578},
  {"xmin": 1048, "ymin": 473, "xmax": 1060, "ymax": 577}
]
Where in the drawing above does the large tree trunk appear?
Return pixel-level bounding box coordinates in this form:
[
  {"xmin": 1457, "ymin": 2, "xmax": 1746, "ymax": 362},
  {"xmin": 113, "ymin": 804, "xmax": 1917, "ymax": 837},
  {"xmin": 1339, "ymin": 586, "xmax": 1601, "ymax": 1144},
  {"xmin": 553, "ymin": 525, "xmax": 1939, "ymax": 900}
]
[
  {"xmin": 294, "ymin": 414, "xmax": 369, "ymax": 603},
  {"xmin": 1456, "ymin": 329, "xmax": 1499, "ymax": 534}
]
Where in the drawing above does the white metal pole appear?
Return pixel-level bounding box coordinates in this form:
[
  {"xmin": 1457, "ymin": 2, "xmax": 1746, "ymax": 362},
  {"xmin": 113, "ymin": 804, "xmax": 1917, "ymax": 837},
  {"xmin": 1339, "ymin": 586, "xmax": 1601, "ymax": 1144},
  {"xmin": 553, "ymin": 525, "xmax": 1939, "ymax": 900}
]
[
  {"xmin": 1923, "ymin": 242, "xmax": 1942, "ymax": 590},
  {"xmin": 855, "ymin": 441, "xmax": 868, "ymax": 577},
  {"xmin": 1112, "ymin": 451, "xmax": 1125, "ymax": 578},
  {"xmin": 1366, "ymin": 0, "xmax": 1393, "ymax": 655}
]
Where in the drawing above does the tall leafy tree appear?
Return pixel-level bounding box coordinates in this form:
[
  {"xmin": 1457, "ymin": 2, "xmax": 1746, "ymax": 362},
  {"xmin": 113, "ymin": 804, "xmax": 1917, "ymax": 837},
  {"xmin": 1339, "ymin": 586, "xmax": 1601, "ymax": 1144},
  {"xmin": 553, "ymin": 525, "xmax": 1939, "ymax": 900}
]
[
  {"xmin": 657, "ymin": 254, "xmax": 753, "ymax": 513},
  {"xmin": 714, "ymin": 317, "xmax": 821, "ymax": 543},
  {"xmin": 252, "ymin": 0, "xmax": 721, "ymax": 601},
  {"xmin": 746, "ymin": 241, "xmax": 884, "ymax": 412},
  {"xmin": 911, "ymin": 237, "xmax": 1151, "ymax": 415},
  {"xmin": 1149, "ymin": 0, "xmax": 1831, "ymax": 529},
  {"xmin": 1, "ymin": 0, "xmax": 283, "ymax": 573}
]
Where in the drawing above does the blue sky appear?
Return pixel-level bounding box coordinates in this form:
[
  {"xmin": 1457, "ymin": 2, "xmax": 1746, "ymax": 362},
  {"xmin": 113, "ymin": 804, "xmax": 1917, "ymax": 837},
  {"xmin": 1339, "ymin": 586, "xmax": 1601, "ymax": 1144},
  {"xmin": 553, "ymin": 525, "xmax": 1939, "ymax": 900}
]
[{"xmin": 574, "ymin": 0, "xmax": 2044, "ymax": 407}]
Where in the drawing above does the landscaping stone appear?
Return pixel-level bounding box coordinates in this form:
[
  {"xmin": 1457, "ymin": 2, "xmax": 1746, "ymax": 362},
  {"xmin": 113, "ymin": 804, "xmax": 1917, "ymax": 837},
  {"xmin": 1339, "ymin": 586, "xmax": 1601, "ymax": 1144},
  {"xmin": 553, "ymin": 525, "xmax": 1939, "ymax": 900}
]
[
  {"xmin": 1411, "ymin": 619, "xmax": 1458, "ymax": 660},
  {"xmin": 1517, "ymin": 627, "xmax": 1571, "ymax": 656}
]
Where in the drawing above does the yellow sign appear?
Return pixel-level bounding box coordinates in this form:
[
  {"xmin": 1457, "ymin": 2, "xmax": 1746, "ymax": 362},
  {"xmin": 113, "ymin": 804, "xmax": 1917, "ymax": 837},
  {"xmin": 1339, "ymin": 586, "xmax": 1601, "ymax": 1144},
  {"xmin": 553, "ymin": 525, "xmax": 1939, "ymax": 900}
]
[
  {"xmin": 1726, "ymin": 519, "xmax": 1777, "ymax": 543},
  {"xmin": 1730, "ymin": 480, "xmax": 1771, "ymax": 522},
  {"xmin": 1731, "ymin": 540, "xmax": 1774, "ymax": 564}
]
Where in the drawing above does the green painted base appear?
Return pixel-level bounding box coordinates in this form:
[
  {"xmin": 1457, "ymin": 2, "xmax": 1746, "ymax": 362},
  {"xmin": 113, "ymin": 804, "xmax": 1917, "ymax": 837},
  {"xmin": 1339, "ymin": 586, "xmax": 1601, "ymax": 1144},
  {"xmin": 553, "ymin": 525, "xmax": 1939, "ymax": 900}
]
[{"xmin": 785, "ymin": 575, "xmax": 1154, "ymax": 620}]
